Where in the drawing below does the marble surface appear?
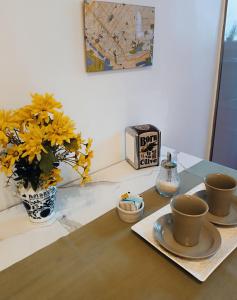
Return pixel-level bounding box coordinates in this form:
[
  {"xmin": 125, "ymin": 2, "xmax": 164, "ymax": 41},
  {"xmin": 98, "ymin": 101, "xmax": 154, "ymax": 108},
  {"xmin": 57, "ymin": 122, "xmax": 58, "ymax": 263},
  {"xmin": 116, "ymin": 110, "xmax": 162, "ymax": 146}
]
[{"xmin": 0, "ymin": 146, "xmax": 202, "ymax": 271}]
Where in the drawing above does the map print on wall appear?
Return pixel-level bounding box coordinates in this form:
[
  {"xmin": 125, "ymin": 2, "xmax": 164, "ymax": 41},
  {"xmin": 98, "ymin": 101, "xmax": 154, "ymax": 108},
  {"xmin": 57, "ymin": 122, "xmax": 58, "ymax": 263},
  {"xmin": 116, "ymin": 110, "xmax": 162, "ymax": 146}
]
[{"xmin": 84, "ymin": 0, "xmax": 155, "ymax": 72}]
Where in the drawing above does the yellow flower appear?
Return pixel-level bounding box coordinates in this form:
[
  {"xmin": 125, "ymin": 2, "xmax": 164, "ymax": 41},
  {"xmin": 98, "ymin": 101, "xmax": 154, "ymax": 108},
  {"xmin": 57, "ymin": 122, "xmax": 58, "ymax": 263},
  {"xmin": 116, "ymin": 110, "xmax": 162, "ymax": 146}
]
[
  {"xmin": 0, "ymin": 93, "xmax": 93, "ymax": 188},
  {"xmin": 0, "ymin": 154, "xmax": 13, "ymax": 176},
  {"xmin": 0, "ymin": 110, "xmax": 19, "ymax": 131},
  {"xmin": 73, "ymin": 153, "xmax": 92, "ymax": 177},
  {"xmin": 80, "ymin": 175, "xmax": 92, "ymax": 186},
  {"xmin": 20, "ymin": 125, "xmax": 47, "ymax": 163},
  {"xmin": 5, "ymin": 145, "xmax": 23, "ymax": 167},
  {"xmin": 64, "ymin": 133, "xmax": 83, "ymax": 152},
  {"xmin": 84, "ymin": 151, "xmax": 93, "ymax": 168},
  {"xmin": 76, "ymin": 133, "xmax": 84, "ymax": 146},
  {"xmin": 0, "ymin": 131, "xmax": 8, "ymax": 147},
  {"xmin": 83, "ymin": 166, "xmax": 90, "ymax": 176},
  {"xmin": 41, "ymin": 168, "xmax": 63, "ymax": 189},
  {"xmin": 31, "ymin": 93, "xmax": 62, "ymax": 110},
  {"xmin": 30, "ymin": 93, "xmax": 62, "ymax": 123},
  {"xmin": 87, "ymin": 150, "xmax": 93, "ymax": 159},
  {"xmin": 75, "ymin": 133, "xmax": 84, "ymax": 150},
  {"xmin": 46, "ymin": 111, "xmax": 76, "ymax": 146},
  {"xmin": 87, "ymin": 138, "xmax": 93, "ymax": 148},
  {"xmin": 0, "ymin": 110, "xmax": 19, "ymax": 146},
  {"xmin": 85, "ymin": 138, "xmax": 93, "ymax": 154},
  {"xmin": 85, "ymin": 158, "xmax": 92, "ymax": 168},
  {"xmin": 76, "ymin": 153, "xmax": 86, "ymax": 167},
  {"xmin": 15, "ymin": 105, "xmax": 34, "ymax": 127}
]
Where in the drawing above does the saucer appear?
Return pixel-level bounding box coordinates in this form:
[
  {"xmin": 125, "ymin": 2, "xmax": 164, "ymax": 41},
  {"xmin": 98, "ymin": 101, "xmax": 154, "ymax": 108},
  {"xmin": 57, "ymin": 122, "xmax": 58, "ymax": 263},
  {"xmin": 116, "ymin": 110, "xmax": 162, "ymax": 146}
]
[
  {"xmin": 153, "ymin": 214, "xmax": 221, "ymax": 260},
  {"xmin": 194, "ymin": 190, "xmax": 237, "ymax": 227}
]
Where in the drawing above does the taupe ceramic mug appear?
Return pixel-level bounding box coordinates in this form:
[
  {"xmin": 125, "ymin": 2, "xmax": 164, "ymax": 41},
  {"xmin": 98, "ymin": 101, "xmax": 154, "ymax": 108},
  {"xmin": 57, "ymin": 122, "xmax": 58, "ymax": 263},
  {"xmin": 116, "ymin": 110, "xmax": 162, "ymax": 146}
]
[
  {"xmin": 170, "ymin": 195, "xmax": 209, "ymax": 247},
  {"xmin": 204, "ymin": 173, "xmax": 237, "ymax": 217}
]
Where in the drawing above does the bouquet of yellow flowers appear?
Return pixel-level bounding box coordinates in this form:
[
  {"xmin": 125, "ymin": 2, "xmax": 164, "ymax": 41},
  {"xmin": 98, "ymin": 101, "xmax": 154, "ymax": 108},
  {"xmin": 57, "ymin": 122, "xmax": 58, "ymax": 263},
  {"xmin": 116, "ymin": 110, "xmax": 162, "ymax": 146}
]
[{"xmin": 0, "ymin": 93, "xmax": 93, "ymax": 191}]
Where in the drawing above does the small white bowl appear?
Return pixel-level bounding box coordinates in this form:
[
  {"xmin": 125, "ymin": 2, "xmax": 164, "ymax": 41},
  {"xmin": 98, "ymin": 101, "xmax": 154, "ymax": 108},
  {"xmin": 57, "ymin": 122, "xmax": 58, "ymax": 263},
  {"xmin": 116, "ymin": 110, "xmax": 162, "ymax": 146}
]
[{"xmin": 117, "ymin": 201, "xmax": 144, "ymax": 223}]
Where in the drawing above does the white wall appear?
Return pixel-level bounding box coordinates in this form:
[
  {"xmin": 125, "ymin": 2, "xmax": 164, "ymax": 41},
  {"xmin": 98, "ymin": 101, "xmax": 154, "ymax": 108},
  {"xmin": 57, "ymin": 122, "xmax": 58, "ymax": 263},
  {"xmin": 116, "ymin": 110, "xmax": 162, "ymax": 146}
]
[{"xmin": 0, "ymin": 0, "xmax": 223, "ymax": 190}]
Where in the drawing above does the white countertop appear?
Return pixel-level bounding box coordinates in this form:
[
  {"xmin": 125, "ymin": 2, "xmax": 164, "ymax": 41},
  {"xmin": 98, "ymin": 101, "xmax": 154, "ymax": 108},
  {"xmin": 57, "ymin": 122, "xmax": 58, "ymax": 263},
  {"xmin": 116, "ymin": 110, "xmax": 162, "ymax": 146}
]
[{"xmin": 0, "ymin": 146, "xmax": 202, "ymax": 271}]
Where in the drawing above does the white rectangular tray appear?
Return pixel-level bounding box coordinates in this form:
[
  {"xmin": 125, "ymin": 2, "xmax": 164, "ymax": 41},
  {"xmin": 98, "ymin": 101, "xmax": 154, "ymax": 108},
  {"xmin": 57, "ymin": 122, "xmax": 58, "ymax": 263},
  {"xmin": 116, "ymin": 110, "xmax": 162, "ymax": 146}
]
[{"xmin": 131, "ymin": 183, "xmax": 237, "ymax": 282}]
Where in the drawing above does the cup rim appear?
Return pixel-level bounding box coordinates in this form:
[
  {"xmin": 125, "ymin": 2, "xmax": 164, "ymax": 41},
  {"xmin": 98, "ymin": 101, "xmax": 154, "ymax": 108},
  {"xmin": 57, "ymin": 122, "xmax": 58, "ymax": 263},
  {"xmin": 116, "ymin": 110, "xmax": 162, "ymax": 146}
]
[
  {"xmin": 170, "ymin": 195, "xmax": 209, "ymax": 217},
  {"xmin": 204, "ymin": 173, "xmax": 237, "ymax": 191}
]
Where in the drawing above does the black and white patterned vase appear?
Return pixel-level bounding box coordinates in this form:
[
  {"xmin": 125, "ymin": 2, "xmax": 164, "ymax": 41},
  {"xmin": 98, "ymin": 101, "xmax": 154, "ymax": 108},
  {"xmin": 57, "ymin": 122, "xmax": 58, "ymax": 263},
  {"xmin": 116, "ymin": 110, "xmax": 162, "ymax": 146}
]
[{"xmin": 19, "ymin": 186, "xmax": 57, "ymax": 223}]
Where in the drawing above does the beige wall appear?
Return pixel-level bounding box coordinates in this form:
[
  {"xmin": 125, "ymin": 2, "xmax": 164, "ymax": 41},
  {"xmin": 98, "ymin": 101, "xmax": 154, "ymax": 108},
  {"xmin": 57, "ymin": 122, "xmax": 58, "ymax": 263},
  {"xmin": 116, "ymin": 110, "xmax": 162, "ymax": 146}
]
[{"xmin": 0, "ymin": 0, "xmax": 223, "ymax": 209}]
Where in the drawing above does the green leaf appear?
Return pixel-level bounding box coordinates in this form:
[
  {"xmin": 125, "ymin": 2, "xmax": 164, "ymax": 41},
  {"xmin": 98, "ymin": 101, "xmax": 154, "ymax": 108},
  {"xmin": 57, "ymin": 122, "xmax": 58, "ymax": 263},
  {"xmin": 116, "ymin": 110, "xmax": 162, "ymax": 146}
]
[
  {"xmin": 39, "ymin": 150, "xmax": 57, "ymax": 174},
  {"xmin": 64, "ymin": 138, "xmax": 78, "ymax": 152}
]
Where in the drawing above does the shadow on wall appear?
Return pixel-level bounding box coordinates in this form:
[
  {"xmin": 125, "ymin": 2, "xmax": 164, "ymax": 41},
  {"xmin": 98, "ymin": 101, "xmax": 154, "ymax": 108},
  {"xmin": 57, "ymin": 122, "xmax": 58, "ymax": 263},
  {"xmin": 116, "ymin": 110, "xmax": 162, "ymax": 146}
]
[
  {"xmin": 89, "ymin": 131, "xmax": 124, "ymax": 172},
  {"xmin": 59, "ymin": 130, "xmax": 124, "ymax": 186}
]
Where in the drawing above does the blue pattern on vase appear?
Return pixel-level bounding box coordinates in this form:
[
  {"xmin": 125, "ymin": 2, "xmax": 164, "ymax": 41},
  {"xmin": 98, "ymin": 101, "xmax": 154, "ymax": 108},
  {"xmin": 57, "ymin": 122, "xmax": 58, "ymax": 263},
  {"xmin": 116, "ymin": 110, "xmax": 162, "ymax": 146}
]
[{"xmin": 21, "ymin": 186, "xmax": 56, "ymax": 221}]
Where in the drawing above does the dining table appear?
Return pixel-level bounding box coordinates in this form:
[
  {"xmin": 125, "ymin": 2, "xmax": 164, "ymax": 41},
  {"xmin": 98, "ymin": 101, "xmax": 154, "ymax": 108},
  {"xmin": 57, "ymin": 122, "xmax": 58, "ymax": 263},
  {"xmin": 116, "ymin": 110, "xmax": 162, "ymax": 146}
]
[{"xmin": 0, "ymin": 147, "xmax": 237, "ymax": 300}]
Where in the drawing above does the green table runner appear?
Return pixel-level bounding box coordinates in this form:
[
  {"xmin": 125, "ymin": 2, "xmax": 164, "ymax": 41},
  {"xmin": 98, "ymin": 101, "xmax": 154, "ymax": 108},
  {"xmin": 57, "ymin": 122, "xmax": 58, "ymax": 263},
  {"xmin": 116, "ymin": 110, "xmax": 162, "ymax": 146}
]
[{"xmin": 1, "ymin": 160, "xmax": 237, "ymax": 300}]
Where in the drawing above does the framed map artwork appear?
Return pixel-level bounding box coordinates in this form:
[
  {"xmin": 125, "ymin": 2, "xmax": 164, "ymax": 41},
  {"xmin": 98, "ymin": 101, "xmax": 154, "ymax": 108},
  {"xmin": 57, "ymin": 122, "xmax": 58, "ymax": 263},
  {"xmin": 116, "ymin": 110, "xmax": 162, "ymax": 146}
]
[{"xmin": 84, "ymin": 0, "xmax": 155, "ymax": 72}]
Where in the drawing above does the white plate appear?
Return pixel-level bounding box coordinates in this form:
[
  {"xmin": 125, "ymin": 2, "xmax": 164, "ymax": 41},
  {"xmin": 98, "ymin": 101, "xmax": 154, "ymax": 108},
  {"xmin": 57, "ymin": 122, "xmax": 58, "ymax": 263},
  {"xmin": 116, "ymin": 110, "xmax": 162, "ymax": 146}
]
[{"xmin": 131, "ymin": 183, "xmax": 237, "ymax": 282}]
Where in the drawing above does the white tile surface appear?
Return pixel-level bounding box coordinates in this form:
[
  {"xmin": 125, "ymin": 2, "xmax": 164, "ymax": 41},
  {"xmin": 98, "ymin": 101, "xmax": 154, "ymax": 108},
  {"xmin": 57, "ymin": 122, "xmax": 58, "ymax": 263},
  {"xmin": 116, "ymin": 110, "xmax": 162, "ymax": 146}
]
[
  {"xmin": 0, "ymin": 147, "xmax": 202, "ymax": 271},
  {"xmin": 132, "ymin": 183, "xmax": 237, "ymax": 282}
]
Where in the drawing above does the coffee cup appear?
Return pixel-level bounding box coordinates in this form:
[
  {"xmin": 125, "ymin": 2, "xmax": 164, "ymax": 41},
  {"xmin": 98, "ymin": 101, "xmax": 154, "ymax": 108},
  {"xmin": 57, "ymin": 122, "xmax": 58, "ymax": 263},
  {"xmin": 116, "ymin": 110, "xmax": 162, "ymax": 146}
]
[
  {"xmin": 204, "ymin": 173, "xmax": 237, "ymax": 217},
  {"xmin": 170, "ymin": 195, "xmax": 208, "ymax": 247}
]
